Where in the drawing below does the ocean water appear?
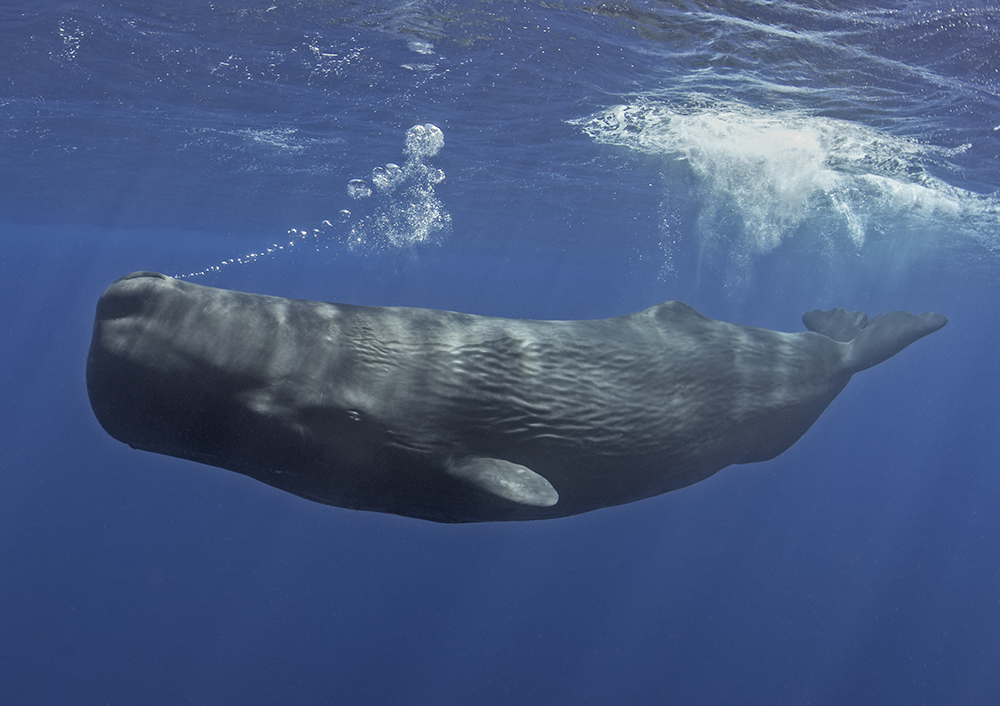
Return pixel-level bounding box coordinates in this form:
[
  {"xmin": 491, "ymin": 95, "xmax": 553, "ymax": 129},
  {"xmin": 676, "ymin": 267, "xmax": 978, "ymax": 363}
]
[{"xmin": 2, "ymin": 1, "xmax": 999, "ymax": 703}]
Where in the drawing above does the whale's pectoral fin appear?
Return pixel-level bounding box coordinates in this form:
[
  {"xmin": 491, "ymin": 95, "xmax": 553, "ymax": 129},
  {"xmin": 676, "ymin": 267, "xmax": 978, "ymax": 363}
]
[
  {"xmin": 447, "ymin": 457, "xmax": 559, "ymax": 507},
  {"xmin": 804, "ymin": 307, "xmax": 948, "ymax": 373}
]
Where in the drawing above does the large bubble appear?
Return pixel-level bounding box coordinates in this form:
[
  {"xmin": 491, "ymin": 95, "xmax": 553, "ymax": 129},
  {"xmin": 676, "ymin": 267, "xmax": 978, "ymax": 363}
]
[
  {"xmin": 403, "ymin": 123, "xmax": 444, "ymax": 159},
  {"xmin": 347, "ymin": 179, "xmax": 372, "ymax": 199}
]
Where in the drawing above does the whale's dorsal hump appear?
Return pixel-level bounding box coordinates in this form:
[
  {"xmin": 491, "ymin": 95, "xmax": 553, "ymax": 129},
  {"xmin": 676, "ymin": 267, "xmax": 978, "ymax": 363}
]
[
  {"xmin": 447, "ymin": 457, "xmax": 559, "ymax": 507},
  {"xmin": 645, "ymin": 300, "xmax": 712, "ymax": 324}
]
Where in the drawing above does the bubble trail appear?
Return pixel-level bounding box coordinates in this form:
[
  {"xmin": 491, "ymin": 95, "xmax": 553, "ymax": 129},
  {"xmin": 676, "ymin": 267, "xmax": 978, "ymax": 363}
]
[{"xmin": 176, "ymin": 124, "xmax": 451, "ymax": 278}]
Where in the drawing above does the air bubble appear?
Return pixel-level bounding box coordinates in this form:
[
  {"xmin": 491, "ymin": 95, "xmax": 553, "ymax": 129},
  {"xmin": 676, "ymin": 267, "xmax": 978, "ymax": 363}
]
[
  {"xmin": 371, "ymin": 163, "xmax": 403, "ymax": 192},
  {"xmin": 404, "ymin": 124, "xmax": 444, "ymax": 159},
  {"xmin": 347, "ymin": 179, "xmax": 372, "ymax": 199}
]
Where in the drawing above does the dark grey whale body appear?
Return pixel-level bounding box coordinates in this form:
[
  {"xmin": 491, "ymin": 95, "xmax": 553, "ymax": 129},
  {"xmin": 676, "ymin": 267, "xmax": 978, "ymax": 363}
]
[{"xmin": 87, "ymin": 272, "xmax": 947, "ymax": 522}]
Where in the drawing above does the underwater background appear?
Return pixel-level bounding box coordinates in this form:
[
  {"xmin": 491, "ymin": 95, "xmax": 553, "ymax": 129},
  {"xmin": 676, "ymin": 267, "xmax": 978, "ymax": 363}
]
[{"xmin": 2, "ymin": 1, "xmax": 999, "ymax": 703}]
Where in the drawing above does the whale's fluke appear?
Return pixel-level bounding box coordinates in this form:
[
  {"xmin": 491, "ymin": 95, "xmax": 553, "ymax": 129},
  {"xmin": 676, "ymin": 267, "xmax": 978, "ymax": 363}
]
[{"xmin": 804, "ymin": 307, "xmax": 948, "ymax": 373}]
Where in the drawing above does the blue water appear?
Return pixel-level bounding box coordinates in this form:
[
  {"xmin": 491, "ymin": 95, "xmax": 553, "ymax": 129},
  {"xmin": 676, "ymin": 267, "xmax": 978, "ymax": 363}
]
[{"xmin": 2, "ymin": 1, "xmax": 999, "ymax": 703}]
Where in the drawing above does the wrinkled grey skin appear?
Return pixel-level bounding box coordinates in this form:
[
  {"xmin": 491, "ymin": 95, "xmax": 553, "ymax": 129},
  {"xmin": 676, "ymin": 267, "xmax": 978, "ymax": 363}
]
[{"xmin": 87, "ymin": 272, "xmax": 947, "ymax": 522}]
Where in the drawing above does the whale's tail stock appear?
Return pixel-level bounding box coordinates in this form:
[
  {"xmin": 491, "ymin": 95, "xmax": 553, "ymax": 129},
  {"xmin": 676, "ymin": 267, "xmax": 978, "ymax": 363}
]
[{"xmin": 803, "ymin": 307, "xmax": 948, "ymax": 374}]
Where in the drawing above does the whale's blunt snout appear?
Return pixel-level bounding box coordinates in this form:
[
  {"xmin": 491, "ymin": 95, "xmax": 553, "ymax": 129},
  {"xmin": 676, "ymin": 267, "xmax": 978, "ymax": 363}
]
[
  {"xmin": 115, "ymin": 271, "xmax": 170, "ymax": 283},
  {"xmin": 95, "ymin": 272, "xmax": 173, "ymax": 321}
]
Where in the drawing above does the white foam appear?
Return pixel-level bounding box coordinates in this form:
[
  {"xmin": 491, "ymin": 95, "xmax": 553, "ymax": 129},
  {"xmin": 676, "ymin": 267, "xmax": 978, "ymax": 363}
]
[
  {"xmin": 179, "ymin": 125, "xmax": 344, "ymax": 168},
  {"xmin": 408, "ymin": 39, "xmax": 435, "ymax": 55},
  {"xmin": 240, "ymin": 127, "xmax": 306, "ymax": 152},
  {"xmin": 572, "ymin": 100, "xmax": 1000, "ymax": 272}
]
